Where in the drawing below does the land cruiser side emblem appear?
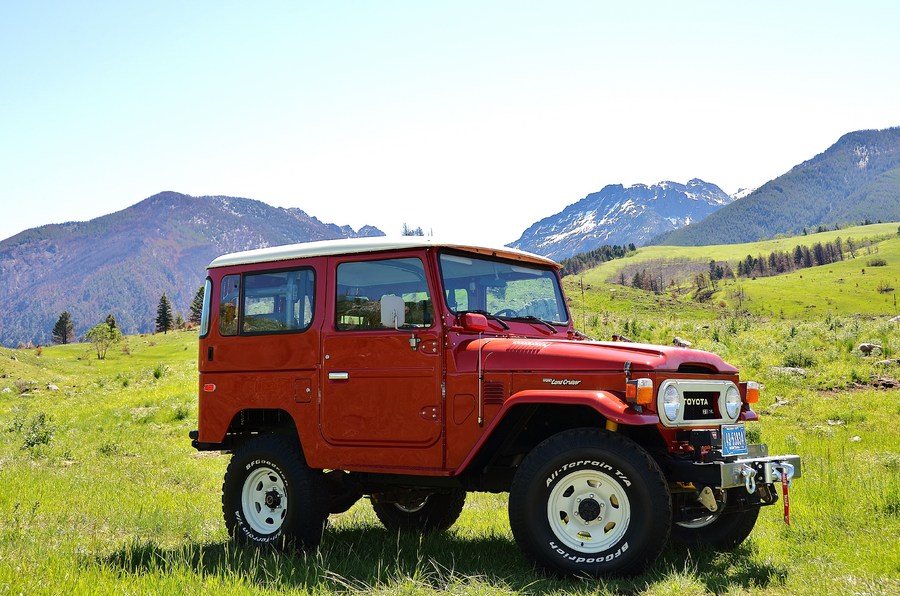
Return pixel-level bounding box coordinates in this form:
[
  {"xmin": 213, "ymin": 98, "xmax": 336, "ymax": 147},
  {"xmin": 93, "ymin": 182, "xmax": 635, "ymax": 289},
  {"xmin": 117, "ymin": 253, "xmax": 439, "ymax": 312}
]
[{"xmin": 543, "ymin": 378, "xmax": 582, "ymax": 386}]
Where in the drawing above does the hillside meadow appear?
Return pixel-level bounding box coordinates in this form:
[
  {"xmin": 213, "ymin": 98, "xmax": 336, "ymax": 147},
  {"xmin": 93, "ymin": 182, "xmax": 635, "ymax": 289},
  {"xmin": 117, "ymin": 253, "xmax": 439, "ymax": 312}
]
[
  {"xmin": 1, "ymin": 277, "xmax": 899, "ymax": 593},
  {"xmin": 572, "ymin": 222, "xmax": 900, "ymax": 320}
]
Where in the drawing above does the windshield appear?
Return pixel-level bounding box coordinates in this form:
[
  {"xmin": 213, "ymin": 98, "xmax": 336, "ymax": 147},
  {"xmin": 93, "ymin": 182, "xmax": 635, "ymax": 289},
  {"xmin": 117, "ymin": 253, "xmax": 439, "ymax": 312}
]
[{"xmin": 439, "ymin": 251, "xmax": 569, "ymax": 324}]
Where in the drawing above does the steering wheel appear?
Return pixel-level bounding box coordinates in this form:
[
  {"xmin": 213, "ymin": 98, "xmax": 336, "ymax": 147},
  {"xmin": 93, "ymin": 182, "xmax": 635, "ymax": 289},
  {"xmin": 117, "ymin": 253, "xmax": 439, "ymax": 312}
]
[{"xmin": 493, "ymin": 308, "xmax": 519, "ymax": 317}]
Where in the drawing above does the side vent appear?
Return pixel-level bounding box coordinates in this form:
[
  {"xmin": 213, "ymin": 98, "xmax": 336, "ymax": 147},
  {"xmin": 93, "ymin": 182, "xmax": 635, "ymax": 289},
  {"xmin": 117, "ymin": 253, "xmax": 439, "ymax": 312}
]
[{"xmin": 483, "ymin": 381, "xmax": 506, "ymax": 405}]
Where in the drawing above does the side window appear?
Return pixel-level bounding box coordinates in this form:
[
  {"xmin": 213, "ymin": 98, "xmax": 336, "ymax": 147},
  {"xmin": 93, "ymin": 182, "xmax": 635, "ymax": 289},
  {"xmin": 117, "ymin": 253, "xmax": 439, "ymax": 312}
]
[
  {"xmin": 219, "ymin": 275, "xmax": 240, "ymax": 336},
  {"xmin": 242, "ymin": 269, "xmax": 315, "ymax": 334},
  {"xmin": 199, "ymin": 278, "xmax": 213, "ymax": 337},
  {"xmin": 445, "ymin": 287, "xmax": 470, "ymax": 311},
  {"xmin": 335, "ymin": 257, "xmax": 433, "ymax": 331}
]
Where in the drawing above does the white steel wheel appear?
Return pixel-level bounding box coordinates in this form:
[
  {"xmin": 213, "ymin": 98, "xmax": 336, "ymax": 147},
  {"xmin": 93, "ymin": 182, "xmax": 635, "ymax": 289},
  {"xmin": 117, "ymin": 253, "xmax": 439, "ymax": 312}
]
[
  {"xmin": 508, "ymin": 428, "xmax": 671, "ymax": 577},
  {"xmin": 223, "ymin": 434, "xmax": 327, "ymax": 550},
  {"xmin": 547, "ymin": 469, "xmax": 631, "ymax": 553},
  {"xmin": 676, "ymin": 513, "xmax": 718, "ymax": 529},
  {"xmin": 242, "ymin": 466, "xmax": 289, "ymax": 535},
  {"xmin": 670, "ymin": 488, "xmax": 761, "ymax": 550},
  {"xmin": 394, "ymin": 496, "xmax": 429, "ymax": 513},
  {"xmin": 371, "ymin": 490, "xmax": 467, "ymax": 532},
  {"xmin": 676, "ymin": 488, "xmax": 726, "ymax": 529}
]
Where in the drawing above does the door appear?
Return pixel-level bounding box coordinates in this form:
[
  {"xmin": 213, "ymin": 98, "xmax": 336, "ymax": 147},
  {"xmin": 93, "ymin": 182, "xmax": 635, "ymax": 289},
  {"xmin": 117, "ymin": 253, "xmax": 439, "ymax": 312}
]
[{"xmin": 320, "ymin": 255, "xmax": 443, "ymax": 467}]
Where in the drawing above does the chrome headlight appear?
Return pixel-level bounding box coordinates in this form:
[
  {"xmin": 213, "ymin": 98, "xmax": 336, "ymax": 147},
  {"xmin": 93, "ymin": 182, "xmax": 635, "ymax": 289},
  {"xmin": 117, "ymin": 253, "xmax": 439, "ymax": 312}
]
[
  {"xmin": 663, "ymin": 384, "xmax": 681, "ymax": 421},
  {"xmin": 725, "ymin": 385, "xmax": 741, "ymax": 420}
]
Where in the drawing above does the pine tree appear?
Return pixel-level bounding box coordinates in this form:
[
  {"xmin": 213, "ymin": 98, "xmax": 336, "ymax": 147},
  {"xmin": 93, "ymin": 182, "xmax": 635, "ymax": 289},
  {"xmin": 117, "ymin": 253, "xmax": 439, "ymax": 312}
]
[
  {"xmin": 52, "ymin": 311, "xmax": 75, "ymax": 344},
  {"xmin": 189, "ymin": 285, "xmax": 205, "ymax": 325},
  {"xmin": 156, "ymin": 293, "xmax": 174, "ymax": 334},
  {"xmin": 401, "ymin": 223, "xmax": 424, "ymax": 236}
]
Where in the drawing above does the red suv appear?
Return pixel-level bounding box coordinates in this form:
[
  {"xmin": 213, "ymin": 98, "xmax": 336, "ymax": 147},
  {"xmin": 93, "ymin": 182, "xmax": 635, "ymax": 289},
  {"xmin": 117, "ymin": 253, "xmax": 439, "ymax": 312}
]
[{"xmin": 190, "ymin": 237, "xmax": 800, "ymax": 577}]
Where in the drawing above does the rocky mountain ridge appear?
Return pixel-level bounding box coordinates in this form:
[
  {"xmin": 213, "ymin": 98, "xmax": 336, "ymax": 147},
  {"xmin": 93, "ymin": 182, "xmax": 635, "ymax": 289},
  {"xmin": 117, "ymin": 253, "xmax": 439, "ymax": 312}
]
[
  {"xmin": 0, "ymin": 192, "xmax": 383, "ymax": 347},
  {"xmin": 508, "ymin": 178, "xmax": 735, "ymax": 259},
  {"xmin": 654, "ymin": 127, "xmax": 900, "ymax": 245}
]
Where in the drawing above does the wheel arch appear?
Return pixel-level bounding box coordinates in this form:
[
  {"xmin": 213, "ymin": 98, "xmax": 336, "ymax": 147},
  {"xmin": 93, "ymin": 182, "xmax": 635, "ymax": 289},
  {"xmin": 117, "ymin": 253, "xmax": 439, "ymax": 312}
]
[
  {"xmin": 454, "ymin": 390, "xmax": 661, "ymax": 490},
  {"xmin": 211, "ymin": 408, "xmax": 307, "ymax": 455}
]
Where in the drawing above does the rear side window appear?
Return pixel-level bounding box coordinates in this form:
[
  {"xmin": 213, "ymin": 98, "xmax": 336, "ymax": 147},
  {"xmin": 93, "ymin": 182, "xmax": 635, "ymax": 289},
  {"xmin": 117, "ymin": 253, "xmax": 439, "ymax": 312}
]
[
  {"xmin": 219, "ymin": 275, "xmax": 240, "ymax": 336},
  {"xmin": 242, "ymin": 269, "xmax": 315, "ymax": 334},
  {"xmin": 199, "ymin": 278, "xmax": 213, "ymax": 337}
]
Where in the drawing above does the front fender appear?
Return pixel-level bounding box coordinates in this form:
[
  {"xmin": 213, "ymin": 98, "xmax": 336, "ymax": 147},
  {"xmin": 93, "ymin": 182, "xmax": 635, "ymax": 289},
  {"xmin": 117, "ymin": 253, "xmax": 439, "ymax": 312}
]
[
  {"xmin": 454, "ymin": 389, "xmax": 658, "ymax": 474},
  {"xmin": 505, "ymin": 389, "xmax": 659, "ymax": 425}
]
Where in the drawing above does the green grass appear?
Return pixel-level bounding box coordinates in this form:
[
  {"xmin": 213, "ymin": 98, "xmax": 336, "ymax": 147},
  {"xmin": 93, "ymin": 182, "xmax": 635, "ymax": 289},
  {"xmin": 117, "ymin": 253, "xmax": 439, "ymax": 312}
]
[
  {"xmin": 595, "ymin": 222, "xmax": 899, "ymax": 277},
  {"xmin": 574, "ymin": 223, "xmax": 900, "ymax": 320},
  {"xmin": 1, "ymin": 318, "xmax": 899, "ymax": 593}
]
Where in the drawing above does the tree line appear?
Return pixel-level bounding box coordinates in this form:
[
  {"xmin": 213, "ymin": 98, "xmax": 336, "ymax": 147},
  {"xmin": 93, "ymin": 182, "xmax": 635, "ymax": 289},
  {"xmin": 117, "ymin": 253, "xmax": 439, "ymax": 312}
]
[
  {"xmin": 560, "ymin": 244, "xmax": 636, "ymax": 276},
  {"xmin": 603, "ymin": 235, "xmax": 883, "ymax": 296},
  {"xmin": 50, "ymin": 286, "xmax": 205, "ymax": 359},
  {"xmin": 733, "ymin": 237, "xmax": 850, "ymax": 278},
  {"xmin": 682, "ymin": 238, "xmax": 855, "ymax": 296}
]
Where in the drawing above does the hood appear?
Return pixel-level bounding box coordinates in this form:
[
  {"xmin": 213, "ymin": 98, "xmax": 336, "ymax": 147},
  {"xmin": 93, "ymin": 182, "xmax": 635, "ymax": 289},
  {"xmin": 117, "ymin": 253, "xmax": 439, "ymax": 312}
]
[{"xmin": 458, "ymin": 338, "xmax": 737, "ymax": 374}]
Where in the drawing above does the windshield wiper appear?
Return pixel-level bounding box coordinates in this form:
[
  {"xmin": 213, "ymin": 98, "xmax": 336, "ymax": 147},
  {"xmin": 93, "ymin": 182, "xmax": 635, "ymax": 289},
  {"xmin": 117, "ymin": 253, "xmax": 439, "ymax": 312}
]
[
  {"xmin": 508, "ymin": 315, "xmax": 559, "ymax": 334},
  {"xmin": 459, "ymin": 310, "xmax": 510, "ymax": 330}
]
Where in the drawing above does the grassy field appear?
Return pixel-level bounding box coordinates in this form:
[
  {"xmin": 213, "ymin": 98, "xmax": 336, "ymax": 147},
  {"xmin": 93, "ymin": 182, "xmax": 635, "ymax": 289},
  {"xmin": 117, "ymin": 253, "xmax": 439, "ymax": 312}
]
[
  {"xmin": 1, "ymin": 306, "xmax": 899, "ymax": 592},
  {"xmin": 572, "ymin": 223, "xmax": 900, "ymax": 320}
]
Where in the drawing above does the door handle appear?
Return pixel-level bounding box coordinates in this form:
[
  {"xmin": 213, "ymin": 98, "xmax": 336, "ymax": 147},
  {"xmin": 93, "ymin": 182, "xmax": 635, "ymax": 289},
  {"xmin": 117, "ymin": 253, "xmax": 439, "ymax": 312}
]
[{"xmin": 328, "ymin": 372, "xmax": 349, "ymax": 381}]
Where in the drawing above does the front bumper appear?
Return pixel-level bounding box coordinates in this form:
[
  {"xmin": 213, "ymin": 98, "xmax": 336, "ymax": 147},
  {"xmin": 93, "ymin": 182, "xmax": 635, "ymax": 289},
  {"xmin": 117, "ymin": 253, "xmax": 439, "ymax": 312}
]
[{"xmin": 664, "ymin": 444, "xmax": 802, "ymax": 489}]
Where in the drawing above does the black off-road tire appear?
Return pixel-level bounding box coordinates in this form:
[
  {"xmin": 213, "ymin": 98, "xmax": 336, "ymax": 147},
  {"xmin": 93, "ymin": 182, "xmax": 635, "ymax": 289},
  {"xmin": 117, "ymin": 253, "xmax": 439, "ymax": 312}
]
[
  {"xmin": 671, "ymin": 488, "xmax": 761, "ymax": 550},
  {"xmin": 508, "ymin": 428, "xmax": 671, "ymax": 577},
  {"xmin": 371, "ymin": 489, "xmax": 466, "ymax": 533},
  {"xmin": 222, "ymin": 434, "xmax": 328, "ymax": 551}
]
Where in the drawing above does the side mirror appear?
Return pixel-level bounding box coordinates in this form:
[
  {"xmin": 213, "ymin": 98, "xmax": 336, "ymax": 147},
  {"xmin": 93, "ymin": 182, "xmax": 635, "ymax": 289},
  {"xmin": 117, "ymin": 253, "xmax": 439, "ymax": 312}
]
[
  {"xmin": 380, "ymin": 294, "xmax": 405, "ymax": 329},
  {"xmin": 461, "ymin": 312, "xmax": 488, "ymax": 332}
]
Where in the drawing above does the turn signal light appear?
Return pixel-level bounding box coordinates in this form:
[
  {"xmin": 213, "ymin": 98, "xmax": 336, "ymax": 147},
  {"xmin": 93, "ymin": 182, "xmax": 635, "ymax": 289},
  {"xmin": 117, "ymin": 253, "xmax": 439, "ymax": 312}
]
[
  {"xmin": 744, "ymin": 381, "xmax": 759, "ymax": 403},
  {"xmin": 626, "ymin": 378, "xmax": 654, "ymax": 405},
  {"xmin": 203, "ymin": 383, "xmax": 216, "ymax": 392}
]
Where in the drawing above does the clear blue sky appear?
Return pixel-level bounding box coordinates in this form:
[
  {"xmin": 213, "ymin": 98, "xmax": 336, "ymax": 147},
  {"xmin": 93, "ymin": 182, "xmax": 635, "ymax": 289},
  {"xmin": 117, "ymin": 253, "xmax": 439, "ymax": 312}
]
[{"xmin": 2, "ymin": 1, "xmax": 898, "ymax": 245}]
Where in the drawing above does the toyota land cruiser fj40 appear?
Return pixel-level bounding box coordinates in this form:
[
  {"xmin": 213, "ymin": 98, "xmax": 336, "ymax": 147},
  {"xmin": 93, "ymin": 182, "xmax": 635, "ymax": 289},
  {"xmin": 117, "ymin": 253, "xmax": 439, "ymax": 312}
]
[{"xmin": 190, "ymin": 237, "xmax": 800, "ymax": 577}]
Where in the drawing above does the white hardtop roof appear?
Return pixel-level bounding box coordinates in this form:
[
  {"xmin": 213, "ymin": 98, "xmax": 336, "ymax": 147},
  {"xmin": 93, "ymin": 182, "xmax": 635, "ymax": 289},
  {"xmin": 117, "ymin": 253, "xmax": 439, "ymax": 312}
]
[{"xmin": 207, "ymin": 236, "xmax": 560, "ymax": 269}]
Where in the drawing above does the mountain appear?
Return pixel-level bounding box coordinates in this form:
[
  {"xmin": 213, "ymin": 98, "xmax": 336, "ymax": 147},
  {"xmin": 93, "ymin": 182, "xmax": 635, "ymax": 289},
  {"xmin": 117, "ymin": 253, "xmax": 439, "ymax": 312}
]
[
  {"xmin": 0, "ymin": 192, "xmax": 383, "ymax": 347},
  {"xmin": 654, "ymin": 127, "xmax": 900, "ymax": 246},
  {"xmin": 508, "ymin": 179, "xmax": 734, "ymax": 260}
]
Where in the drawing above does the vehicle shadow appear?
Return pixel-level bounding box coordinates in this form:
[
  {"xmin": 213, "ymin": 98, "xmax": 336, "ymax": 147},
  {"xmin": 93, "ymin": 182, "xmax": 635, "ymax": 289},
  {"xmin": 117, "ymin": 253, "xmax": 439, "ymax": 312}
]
[{"xmin": 99, "ymin": 526, "xmax": 787, "ymax": 594}]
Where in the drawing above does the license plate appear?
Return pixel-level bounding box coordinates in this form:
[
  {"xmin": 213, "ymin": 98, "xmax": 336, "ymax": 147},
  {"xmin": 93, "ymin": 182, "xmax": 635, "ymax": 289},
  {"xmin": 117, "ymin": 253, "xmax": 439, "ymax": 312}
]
[{"xmin": 721, "ymin": 424, "xmax": 748, "ymax": 456}]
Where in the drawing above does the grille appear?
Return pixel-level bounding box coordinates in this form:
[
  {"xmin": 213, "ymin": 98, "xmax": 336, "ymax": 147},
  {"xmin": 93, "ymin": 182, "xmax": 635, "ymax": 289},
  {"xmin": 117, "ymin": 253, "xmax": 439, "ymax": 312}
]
[{"xmin": 682, "ymin": 391, "xmax": 719, "ymax": 420}]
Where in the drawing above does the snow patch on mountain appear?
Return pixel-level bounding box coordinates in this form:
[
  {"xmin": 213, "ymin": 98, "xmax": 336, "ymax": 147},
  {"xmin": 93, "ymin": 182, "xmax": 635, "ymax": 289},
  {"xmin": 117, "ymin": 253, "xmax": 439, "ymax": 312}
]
[
  {"xmin": 731, "ymin": 187, "xmax": 756, "ymax": 200},
  {"xmin": 508, "ymin": 179, "xmax": 733, "ymax": 260}
]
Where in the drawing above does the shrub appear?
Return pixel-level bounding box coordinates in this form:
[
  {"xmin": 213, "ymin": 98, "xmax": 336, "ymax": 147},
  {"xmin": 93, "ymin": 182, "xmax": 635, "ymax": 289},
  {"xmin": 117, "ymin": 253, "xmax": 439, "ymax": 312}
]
[
  {"xmin": 97, "ymin": 441, "xmax": 122, "ymax": 456},
  {"xmin": 22, "ymin": 413, "xmax": 55, "ymax": 449},
  {"xmin": 745, "ymin": 423, "xmax": 762, "ymax": 444},
  {"xmin": 6, "ymin": 413, "xmax": 26, "ymax": 433},
  {"xmin": 172, "ymin": 405, "xmax": 190, "ymax": 421},
  {"xmin": 782, "ymin": 349, "xmax": 817, "ymax": 368},
  {"xmin": 15, "ymin": 379, "xmax": 36, "ymax": 394},
  {"xmin": 866, "ymin": 258, "xmax": 887, "ymax": 267},
  {"xmin": 152, "ymin": 364, "xmax": 168, "ymax": 380}
]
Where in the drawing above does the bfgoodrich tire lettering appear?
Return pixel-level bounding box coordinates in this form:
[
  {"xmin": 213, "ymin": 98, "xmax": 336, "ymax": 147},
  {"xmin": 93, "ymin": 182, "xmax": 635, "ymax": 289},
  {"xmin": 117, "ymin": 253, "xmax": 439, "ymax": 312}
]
[
  {"xmin": 509, "ymin": 428, "xmax": 671, "ymax": 577},
  {"xmin": 222, "ymin": 434, "xmax": 327, "ymax": 550}
]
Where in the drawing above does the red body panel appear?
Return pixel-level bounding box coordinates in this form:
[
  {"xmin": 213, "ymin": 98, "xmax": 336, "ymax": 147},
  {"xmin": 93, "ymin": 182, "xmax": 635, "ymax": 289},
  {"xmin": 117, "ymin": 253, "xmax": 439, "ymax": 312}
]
[
  {"xmin": 453, "ymin": 336, "xmax": 737, "ymax": 374},
  {"xmin": 197, "ymin": 243, "xmax": 753, "ymax": 475}
]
